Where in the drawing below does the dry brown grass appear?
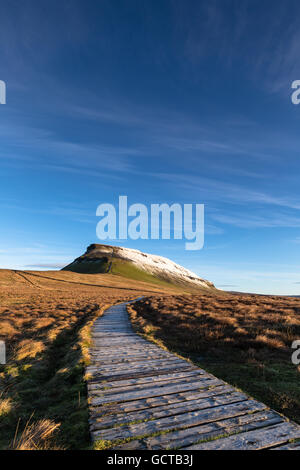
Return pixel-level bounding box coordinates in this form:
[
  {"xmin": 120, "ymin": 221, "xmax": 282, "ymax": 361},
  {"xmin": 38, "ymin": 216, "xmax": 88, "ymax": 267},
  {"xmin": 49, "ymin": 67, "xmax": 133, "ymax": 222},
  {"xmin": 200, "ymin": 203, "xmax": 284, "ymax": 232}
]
[
  {"xmin": 0, "ymin": 395, "xmax": 12, "ymax": 416},
  {"xmin": 129, "ymin": 293, "xmax": 300, "ymax": 423},
  {"xmin": 11, "ymin": 418, "xmax": 61, "ymax": 450},
  {"xmin": 0, "ymin": 268, "xmax": 168, "ymax": 449},
  {"xmin": 0, "ymin": 272, "xmax": 149, "ymax": 366},
  {"xmin": 130, "ymin": 293, "xmax": 300, "ymax": 356}
]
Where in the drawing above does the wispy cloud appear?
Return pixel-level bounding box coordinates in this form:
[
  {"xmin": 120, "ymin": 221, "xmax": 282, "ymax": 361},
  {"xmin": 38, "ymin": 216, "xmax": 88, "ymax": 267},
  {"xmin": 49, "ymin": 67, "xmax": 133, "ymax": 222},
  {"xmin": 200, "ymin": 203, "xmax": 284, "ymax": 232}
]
[
  {"xmin": 217, "ymin": 284, "xmax": 238, "ymax": 288},
  {"xmin": 153, "ymin": 172, "xmax": 300, "ymax": 210},
  {"xmin": 172, "ymin": 0, "xmax": 300, "ymax": 93},
  {"xmin": 0, "ymin": 200, "xmax": 97, "ymax": 224},
  {"xmin": 212, "ymin": 213, "xmax": 300, "ymax": 229},
  {"xmin": 25, "ymin": 263, "xmax": 66, "ymax": 269}
]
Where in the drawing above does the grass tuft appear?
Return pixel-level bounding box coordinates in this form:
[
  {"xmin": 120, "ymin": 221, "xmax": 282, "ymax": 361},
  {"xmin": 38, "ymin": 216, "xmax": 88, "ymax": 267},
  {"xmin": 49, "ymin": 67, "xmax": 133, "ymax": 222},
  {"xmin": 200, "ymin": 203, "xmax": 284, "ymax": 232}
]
[{"xmin": 11, "ymin": 418, "xmax": 61, "ymax": 450}]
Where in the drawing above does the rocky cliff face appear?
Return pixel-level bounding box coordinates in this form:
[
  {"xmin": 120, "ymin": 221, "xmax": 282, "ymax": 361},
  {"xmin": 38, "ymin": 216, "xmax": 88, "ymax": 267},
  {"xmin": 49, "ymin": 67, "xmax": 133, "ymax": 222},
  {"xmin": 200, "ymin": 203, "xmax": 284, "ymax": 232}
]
[{"xmin": 63, "ymin": 244, "xmax": 215, "ymax": 290}]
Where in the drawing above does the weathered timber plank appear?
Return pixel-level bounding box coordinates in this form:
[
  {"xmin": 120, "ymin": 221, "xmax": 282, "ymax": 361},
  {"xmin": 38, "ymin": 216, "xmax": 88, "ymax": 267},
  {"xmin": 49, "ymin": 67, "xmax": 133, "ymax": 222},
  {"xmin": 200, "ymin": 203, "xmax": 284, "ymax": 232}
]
[
  {"xmin": 115, "ymin": 410, "xmax": 284, "ymax": 450},
  {"xmin": 271, "ymin": 441, "xmax": 300, "ymax": 450},
  {"xmin": 90, "ymin": 357, "xmax": 177, "ymax": 366},
  {"xmin": 183, "ymin": 422, "xmax": 300, "ymax": 450},
  {"xmin": 88, "ymin": 370, "xmax": 205, "ymax": 390},
  {"xmin": 90, "ymin": 376, "xmax": 225, "ymax": 405},
  {"xmin": 90, "ymin": 391, "xmax": 247, "ymax": 431},
  {"xmin": 90, "ymin": 381, "xmax": 224, "ymax": 416},
  {"xmin": 91, "ymin": 400, "xmax": 266, "ymax": 442},
  {"xmin": 89, "ymin": 374, "xmax": 214, "ymax": 397},
  {"xmin": 86, "ymin": 357, "xmax": 186, "ymax": 373},
  {"xmin": 88, "ymin": 364, "xmax": 198, "ymax": 381}
]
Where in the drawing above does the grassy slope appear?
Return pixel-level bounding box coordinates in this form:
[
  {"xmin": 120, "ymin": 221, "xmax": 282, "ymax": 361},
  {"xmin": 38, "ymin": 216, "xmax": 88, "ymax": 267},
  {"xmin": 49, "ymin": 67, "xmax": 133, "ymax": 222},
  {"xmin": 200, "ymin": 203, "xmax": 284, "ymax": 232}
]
[
  {"xmin": 109, "ymin": 258, "xmax": 186, "ymax": 290},
  {"xmin": 64, "ymin": 257, "xmax": 174, "ymax": 287}
]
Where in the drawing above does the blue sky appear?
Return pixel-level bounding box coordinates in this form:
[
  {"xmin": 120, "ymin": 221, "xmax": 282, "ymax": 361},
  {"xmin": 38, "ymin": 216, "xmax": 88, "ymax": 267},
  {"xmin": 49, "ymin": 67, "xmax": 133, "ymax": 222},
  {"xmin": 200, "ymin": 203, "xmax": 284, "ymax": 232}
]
[{"xmin": 1, "ymin": 0, "xmax": 300, "ymax": 294}]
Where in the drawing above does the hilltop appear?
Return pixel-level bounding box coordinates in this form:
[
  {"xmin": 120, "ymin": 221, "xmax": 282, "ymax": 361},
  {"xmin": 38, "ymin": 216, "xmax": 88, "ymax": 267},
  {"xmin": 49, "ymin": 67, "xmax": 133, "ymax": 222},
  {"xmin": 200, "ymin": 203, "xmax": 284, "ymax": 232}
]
[{"xmin": 62, "ymin": 244, "xmax": 216, "ymax": 292}]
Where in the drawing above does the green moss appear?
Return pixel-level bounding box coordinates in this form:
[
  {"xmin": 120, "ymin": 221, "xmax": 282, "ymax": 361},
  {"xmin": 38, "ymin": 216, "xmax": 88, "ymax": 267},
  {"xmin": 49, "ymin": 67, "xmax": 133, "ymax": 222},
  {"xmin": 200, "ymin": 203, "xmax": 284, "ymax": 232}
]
[{"xmin": 110, "ymin": 259, "xmax": 175, "ymax": 287}]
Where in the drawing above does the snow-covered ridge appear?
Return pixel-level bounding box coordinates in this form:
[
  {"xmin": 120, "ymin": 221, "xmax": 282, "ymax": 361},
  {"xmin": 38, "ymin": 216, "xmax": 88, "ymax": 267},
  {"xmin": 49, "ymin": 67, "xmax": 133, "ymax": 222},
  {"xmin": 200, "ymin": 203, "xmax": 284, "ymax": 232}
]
[{"xmin": 78, "ymin": 244, "xmax": 214, "ymax": 288}]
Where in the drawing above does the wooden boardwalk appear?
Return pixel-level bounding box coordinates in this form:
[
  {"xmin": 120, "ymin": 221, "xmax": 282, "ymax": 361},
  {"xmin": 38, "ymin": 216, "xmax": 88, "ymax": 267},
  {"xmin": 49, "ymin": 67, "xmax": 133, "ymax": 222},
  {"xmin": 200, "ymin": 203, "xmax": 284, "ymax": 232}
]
[{"xmin": 87, "ymin": 301, "xmax": 300, "ymax": 450}]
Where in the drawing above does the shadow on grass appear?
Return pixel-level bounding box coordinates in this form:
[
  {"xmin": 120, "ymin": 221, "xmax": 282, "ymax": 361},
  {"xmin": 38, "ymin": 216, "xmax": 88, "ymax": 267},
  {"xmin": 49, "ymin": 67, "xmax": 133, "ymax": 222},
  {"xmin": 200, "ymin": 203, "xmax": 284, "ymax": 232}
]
[
  {"xmin": 0, "ymin": 309, "xmax": 96, "ymax": 450},
  {"xmin": 129, "ymin": 299, "xmax": 300, "ymax": 426}
]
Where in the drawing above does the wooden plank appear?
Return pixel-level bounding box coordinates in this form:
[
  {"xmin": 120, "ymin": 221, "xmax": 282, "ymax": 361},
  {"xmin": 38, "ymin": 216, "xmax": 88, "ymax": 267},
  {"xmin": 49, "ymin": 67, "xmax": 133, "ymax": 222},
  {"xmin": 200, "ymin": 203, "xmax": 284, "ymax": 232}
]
[
  {"xmin": 88, "ymin": 370, "xmax": 204, "ymax": 390},
  {"xmin": 87, "ymin": 357, "xmax": 186, "ymax": 372},
  {"xmin": 87, "ymin": 363, "xmax": 190, "ymax": 377},
  {"xmin": 92, "ymin": 332, "xmax": 138, "ymax": 336},
  {"xmin": 94, "ymin": 346, "xmax": 150, "ymax": 350},
  {"xmin": 92, "ymin": 346, "xmax": 164, "ymax": 351},
  {"xmin": 87, "ymin": 363, "xmax": 193, "ymax": 377},
  {"xmin": 90, "ymin": 356, "xmax": 175, "ymax": 366},
  {"xmin": 88, "ymin": 364, "xmax": 198, "ymax": 381},
  {"xmin": 90, "ymin": 376, "xmax": 224, "ymax": 405},
  {"xmin": 91, "ymin": 352, "xmax": 170, "ymax": 358},
  {"xmin": 89, "ymin": 374, "xmax": 214, "ymax": 397},
  {"xmin": 93, "ymin": 341, "xmax": 160, "ymax": 346},
  {"xmin": 90, "ymin": 380, "xmax": 225, "ymax": 415},
  {"xmin": 91, "ymin": 350, "xmax": 168, "ymax": 356},
  {"xmin": 183, "ymin": 422, "xmax": 300, "ymax": 450},
  {"xmin": 115, "ymin": 410, "xmax": 284, "ymax": 450},
  {"xmin": 271, "ymin": 441, "xmax": 300, "ymax": 450},
  {"xmin": 87, "ymin": 359, "xmax": 187, "ymax": 371},
  {"xmin": 91, "ymin": 347, "xmax": 171, "ymax": 354},
  {"xmin": 90, "ymin": 391, "xmax": 247, "ymax": 431},
  {"xmin": 90, "ymin": 354, "xmax": 168, "ymax": 359},
  {"xmin": 91, "ymin": 400, "xmax": 266, "ymax": 441},
  {"xmin": 90, "ymin": 350, "xmax": 168, "ymax": 358}
]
